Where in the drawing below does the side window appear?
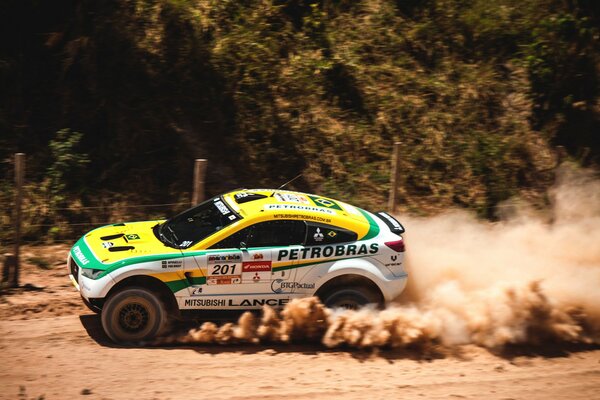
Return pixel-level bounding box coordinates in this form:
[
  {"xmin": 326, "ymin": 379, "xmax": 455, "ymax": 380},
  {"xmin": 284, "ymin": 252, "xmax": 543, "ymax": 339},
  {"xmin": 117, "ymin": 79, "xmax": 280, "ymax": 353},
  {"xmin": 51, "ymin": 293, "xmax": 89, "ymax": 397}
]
[
  {"xmin": 247, "ymin": 220, "xmax": 306, "ymax": 247},
  {"xmin": 305, "ymin": 223, "xmax": 357, "ymax": 246},
  {"xmin": 209, "ymin": 227, "xmax": 250, "ymax": 249},
  {"xmin": 210, "ymin": 220, "xmax": 306, "ymax": 249}
]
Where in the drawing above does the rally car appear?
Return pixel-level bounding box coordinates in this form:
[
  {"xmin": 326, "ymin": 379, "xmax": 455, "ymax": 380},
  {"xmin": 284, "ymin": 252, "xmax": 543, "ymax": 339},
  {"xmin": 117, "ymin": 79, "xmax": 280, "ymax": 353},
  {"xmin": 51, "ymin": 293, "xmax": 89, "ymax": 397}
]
[{"xmin": 67, "ymin": 189, "xmax": 407, "ymax": 343}]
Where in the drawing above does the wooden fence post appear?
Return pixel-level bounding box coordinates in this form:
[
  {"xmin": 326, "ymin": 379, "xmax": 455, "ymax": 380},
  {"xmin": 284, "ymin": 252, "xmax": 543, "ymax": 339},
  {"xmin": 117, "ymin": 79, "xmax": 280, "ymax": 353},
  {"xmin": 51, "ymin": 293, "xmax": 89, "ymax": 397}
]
[
  {"xmin": 192, "ymin": 159, "xmax": 207, "ymax": 206},
  {"xmin": 387, "ymin": 142, "xmax": 401, "ymax": 213},
  {"xmin": 13, "ymin": 153, "xmax": 25, "ymax": 288}
]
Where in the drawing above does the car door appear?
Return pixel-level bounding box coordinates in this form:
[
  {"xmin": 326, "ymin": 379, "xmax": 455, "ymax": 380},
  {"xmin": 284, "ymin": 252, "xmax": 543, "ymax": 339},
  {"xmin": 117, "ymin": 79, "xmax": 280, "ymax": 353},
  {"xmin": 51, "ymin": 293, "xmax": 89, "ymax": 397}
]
[{"xmin": 184, "ymin": 220, "xmax": 306, "ymax": 310}]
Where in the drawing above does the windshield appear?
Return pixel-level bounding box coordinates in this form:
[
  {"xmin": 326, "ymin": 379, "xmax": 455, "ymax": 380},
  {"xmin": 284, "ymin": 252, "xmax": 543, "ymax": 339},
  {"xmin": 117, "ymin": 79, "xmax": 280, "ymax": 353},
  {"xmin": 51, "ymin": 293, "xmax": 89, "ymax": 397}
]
[{"xmin": 159, "ymin": 196, "xmax": 241, "ymax": 249}]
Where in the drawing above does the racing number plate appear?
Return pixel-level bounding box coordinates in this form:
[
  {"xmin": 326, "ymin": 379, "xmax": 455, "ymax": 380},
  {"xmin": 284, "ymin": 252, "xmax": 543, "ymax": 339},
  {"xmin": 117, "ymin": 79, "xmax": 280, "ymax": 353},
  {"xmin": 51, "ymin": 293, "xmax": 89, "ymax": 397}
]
[{"xmin": 206, "ymin": 261, "xmax": 242, "ymax": 285}]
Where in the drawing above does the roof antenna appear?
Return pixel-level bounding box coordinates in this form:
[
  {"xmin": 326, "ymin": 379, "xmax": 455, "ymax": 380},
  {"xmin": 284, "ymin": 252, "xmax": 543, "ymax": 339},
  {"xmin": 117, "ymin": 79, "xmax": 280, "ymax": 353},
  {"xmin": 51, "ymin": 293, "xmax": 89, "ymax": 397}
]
[{"xmin": 276, "ymin": 173, "xmax": 303, "ymax": 191}]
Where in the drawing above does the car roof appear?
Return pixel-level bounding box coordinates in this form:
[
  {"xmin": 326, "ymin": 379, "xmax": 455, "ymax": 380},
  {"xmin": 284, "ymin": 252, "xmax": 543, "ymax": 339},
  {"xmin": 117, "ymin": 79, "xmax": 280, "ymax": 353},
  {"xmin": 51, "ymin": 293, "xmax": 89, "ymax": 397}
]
[{"xmin": 210, "ymin": 189, "xmax": 377, "ymax": 241}]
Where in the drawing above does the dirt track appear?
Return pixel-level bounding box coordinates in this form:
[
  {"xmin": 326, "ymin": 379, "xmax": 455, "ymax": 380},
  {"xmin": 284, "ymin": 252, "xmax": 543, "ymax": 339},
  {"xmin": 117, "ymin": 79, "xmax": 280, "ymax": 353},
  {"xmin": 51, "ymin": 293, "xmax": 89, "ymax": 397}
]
[{"xmin": 1, "ymin": 245, "xmax": 599, "ymax": 400}]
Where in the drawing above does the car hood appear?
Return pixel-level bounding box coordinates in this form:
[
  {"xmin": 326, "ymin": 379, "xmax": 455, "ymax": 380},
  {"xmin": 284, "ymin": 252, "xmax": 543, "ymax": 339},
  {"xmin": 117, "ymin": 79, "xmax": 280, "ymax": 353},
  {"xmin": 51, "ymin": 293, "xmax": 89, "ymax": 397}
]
[{"xmin": 69, "ymin": 220, "xmax": 184, "ymax": 272}]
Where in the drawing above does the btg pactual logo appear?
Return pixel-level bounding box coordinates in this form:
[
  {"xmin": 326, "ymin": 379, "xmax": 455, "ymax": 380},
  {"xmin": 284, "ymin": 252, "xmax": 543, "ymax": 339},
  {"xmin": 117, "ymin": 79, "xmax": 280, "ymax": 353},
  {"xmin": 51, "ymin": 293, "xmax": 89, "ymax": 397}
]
[{"xmin": 271, "ymin": 279, "xmax": 286, "ymax": 294}]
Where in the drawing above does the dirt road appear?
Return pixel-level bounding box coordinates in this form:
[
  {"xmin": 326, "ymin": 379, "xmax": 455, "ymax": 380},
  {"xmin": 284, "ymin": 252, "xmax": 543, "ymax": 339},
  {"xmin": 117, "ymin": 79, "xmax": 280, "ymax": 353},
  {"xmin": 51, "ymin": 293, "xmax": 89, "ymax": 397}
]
[{"xmin": 1, "ymin": 245, "xmax": 599, "ymax": 400}]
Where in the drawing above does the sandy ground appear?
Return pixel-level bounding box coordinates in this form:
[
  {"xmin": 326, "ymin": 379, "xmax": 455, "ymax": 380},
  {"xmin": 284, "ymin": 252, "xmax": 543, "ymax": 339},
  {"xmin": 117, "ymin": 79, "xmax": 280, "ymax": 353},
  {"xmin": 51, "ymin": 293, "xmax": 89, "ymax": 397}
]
[{"xmin": 1, "ymin": 245, "xmax": 599, "ymax": 400}]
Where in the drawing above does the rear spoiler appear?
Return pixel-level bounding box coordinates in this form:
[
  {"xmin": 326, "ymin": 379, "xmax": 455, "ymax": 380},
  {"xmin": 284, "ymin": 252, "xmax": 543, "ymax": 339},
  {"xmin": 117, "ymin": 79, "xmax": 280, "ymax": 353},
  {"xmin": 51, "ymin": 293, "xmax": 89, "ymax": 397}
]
[{"xmin": 374, "ymin": 212, "xmax": 405, "ymax": 234}]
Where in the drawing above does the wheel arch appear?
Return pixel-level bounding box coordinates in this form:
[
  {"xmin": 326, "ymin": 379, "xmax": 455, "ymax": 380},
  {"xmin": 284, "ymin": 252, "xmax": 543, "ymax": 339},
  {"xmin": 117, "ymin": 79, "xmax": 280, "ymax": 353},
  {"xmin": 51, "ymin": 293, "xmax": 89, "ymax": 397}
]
[
  {"xmin": 314, "ymin": 273, "xmax": 384, "ymax": 305},
  {"xmin": 102, "ymin": 275, "xmax": 179, "ymax": 317}
]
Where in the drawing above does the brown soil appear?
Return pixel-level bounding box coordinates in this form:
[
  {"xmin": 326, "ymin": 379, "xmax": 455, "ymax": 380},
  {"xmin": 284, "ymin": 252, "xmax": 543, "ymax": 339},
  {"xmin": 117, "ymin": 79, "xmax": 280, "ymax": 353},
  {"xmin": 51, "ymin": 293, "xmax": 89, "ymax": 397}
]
[{"xmin": 1, "ymin": 245, "xmax": 599, "ymax": 400}]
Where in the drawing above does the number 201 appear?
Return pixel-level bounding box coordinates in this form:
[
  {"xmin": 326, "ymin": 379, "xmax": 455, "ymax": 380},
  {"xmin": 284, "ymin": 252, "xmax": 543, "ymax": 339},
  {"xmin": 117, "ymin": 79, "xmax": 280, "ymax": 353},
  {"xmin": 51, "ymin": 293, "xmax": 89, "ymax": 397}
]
[{"xmin": 213, "ymin": 264, "xmax": 236, "ymax": 275}]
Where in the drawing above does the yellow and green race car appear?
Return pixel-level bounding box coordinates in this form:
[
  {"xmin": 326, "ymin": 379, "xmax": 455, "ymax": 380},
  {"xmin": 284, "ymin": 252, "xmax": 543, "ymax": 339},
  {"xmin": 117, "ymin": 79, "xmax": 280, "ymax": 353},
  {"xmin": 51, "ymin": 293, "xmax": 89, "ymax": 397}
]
[{"xmin": 68, "ymin": 189, "xmax": 407, "ymax": 343}]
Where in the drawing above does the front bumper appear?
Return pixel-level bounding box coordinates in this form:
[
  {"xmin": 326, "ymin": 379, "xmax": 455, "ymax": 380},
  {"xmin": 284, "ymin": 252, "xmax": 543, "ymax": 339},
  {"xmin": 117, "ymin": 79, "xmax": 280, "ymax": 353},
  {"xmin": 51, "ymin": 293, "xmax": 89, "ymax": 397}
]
[{"xmin": 67, "ymin": 255, "xmax": 115, "ymax": 301}]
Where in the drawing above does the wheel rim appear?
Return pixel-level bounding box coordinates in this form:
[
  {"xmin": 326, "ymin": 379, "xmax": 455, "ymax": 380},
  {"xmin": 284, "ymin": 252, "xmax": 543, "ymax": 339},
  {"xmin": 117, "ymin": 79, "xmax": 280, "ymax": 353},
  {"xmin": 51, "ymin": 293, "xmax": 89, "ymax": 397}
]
[{"xmin": 118, "ymin": 302, "xmax": 149, "ymax": 332}]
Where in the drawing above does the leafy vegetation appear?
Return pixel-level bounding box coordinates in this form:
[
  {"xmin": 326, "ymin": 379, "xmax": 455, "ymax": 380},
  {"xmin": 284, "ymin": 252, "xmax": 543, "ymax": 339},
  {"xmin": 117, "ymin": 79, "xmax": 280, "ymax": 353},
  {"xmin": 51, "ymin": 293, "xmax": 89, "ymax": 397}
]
[{"xmin": 0, "ymin": 0, "xmax": 598, "ymax": 240}]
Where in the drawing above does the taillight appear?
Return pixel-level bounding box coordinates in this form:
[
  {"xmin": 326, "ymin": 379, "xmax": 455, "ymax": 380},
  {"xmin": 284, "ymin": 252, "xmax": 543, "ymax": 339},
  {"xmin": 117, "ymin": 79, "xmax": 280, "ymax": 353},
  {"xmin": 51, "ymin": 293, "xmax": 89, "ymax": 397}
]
[{"xmin": 384, "ymin": 239, "xmax": 405, "ymax": 252}]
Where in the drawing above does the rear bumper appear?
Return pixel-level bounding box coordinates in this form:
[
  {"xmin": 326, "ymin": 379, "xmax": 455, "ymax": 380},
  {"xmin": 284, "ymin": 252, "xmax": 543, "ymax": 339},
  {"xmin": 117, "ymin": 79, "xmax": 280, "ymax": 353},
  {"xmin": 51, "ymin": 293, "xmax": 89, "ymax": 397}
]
[{"xmin": 380, "ymin": 272, "xmax": 408, "ymax": 302}]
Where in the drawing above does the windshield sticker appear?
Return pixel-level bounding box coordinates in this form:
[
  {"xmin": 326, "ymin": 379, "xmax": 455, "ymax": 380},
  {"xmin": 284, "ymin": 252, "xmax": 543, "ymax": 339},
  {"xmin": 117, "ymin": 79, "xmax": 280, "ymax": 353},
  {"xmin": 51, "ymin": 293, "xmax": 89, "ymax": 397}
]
[
  {"xmin": 179, "ymin": 240, "xmax": 193, "ymax": 248},
  {"xmin": 274, "ymin": 193, "xmax": 310, "ymax": 204},
  {"xmin": 308, "ymin": 195, "xmax": 343, "ymax": 210},
  {"xmin": 214, "ymin": 200, "xmax": 230, "ymax": 215},
  {"xmin": 264, "ymin": 204, "xmax": 335, "ymax": 215}
]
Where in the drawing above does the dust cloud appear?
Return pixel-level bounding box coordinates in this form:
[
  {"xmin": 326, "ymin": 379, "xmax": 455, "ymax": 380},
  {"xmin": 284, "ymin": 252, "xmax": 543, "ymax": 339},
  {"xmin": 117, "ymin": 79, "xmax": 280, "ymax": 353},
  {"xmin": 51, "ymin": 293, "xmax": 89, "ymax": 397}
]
[{"xmin": 163, "ymin": 164, "xmax": 600, "ymax": 349}]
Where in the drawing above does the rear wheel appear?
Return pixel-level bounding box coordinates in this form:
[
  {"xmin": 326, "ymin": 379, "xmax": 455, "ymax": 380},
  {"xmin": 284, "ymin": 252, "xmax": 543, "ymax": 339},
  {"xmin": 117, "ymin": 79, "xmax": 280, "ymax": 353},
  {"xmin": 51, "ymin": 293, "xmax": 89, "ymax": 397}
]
[
  {"xmin": 101, "ymin": 287, "xmax": 168, "ymax": 344},
  {"xmin": 321, "ymin": 286, "xmax": 382, "ymax": 310}
]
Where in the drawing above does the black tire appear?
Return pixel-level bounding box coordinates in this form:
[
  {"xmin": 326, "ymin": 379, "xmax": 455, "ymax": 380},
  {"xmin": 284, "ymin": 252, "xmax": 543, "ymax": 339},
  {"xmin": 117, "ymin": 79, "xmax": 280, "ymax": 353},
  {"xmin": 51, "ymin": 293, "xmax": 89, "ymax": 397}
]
[
  {"xmin": 321, "ymin": 286, "xmax": 382, "ymax": 310},
  {"xmin": 101, "ymin": 287, "xmax": 168, "ymax": 344}
]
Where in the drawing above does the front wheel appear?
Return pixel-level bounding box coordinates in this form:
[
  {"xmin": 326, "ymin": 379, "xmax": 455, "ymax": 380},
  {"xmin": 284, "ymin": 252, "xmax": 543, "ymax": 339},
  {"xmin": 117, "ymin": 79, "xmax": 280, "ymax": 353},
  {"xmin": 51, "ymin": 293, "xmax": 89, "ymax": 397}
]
[
  {"xmin": 101, "ymin": 287, "xmax": 168, "ymax": 344},
  {"xmin": 321, "ymin": 286, "xmax": 382, "ymax": 310}
]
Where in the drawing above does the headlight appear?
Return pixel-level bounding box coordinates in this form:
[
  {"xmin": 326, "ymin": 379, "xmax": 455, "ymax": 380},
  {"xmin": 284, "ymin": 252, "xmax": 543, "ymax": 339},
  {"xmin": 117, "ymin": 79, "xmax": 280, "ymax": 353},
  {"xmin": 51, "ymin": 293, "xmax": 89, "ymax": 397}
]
[{"xmin": 81, "ymin": 268, "xmax": 104, "ymax": 279}]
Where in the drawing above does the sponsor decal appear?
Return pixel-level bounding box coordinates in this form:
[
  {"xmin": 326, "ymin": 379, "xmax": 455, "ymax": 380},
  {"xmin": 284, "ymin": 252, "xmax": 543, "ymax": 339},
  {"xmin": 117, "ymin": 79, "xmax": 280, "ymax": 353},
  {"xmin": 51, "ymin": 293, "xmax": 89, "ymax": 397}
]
[
  {"xmin": 184, "ymin": 298, "xmax": 290, "ymax": 308},
  {"xmin": 391, "ymin": 255, "xmax": 397, "ymax": 261},
  {"xmin": 180, "ymin": 240, "xmax": 193, "ymax": 248},
  {"xmin": 207, "ymin": 263, "xmax": 241, "ymax": 276},
  {"xmin": 242, "ymin": 261, "xmax": 271, "ymax": 283},
  {"xmin": 190, "ymin": 286, "xmax": 203, "ymax": 296},
  {"xmin": 229, "ymin": 298, "xmax": 290, "ymax": 307},
  {"xmin": 185, "ymin": 298, "xmax": 226, "ymax": 307},
  {"xmin": 102, "ymin": 241, "xmax": 114, "ymax": 249},
  {"xmin": 327, "ymin": 230, "xmax": 337, "ymax": 238},
  {"xmin": 208, "ymin": 254, "xmax": 241, "ymax": 263},
  {"xmin": 125, "ymin": 234, "xmax": 140, "ymax": 241},
  {"xmin": 265, "ymin": 204, "xmax": 335, "ymax": 215},
  {"xmin": 73, "ymin": 246, "xmax": 89, "ymax": 266},
  {"xmin": 214, "ymin": 200, "xmax": 230, "ymax": 215},
  {"xmin": 313, "ymin": 227, "xmax": 324, "ymax": 242},
  {"xmin": 385, "ymin": 262, "xmax": 403, "ymax": 267},
  {"xmin": 271, "ymin": 279, "xmax": 316, "ymax": 294},
  {"xmin": 274, "ymin": 193, "xmax": 310, "ymax": 204},
  {"xmin": 242, "ymin": 261, "xmax": 272, "ymax": 272},
  {"xmin": 207, "ymin": 276, "xmax": 241, "ymax": 285},
  {"xmin": 308, "ymin": 195, "xmax": 343, "ymax": 211},
  {"xmin": 252, "ymin": 253, "xmax": 264, "ymax": 260},
  {"xmin": 277, "ymin": 243, "xmax": 379, "ymax": 261},
  {"xmin": 272, "ymin": 213, "xmax": 332, "ymax": 223},
  {"xmin": 161, "ymin": 260, "xmax": 183, "ymax": 269}
]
